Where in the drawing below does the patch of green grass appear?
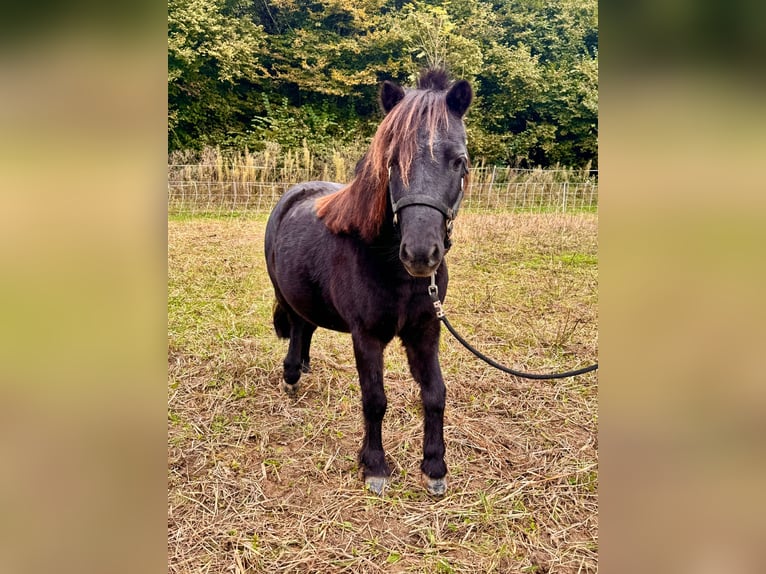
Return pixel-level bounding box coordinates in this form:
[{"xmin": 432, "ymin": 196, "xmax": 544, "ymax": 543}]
[
  {"xmin": 556, "ymin": 251, "xmax": 598, "ymax": 266},
  {"xmin": 386, "ymin": 551, "xmax": 402, "ymax": 564},
  {"xmin": 516, "ymin": 251, "xmax": 597, "ymax": 270},
  {"xmin": 210, "ymin": 414, "xmax": 229, "ymax": 433},
  {"xmin": 568, "ymin": 468, "xmax": 598, "ymax": 493},
  {"xmin": 462, "ymin": 205, "xmax": 598, "ymax": 215},
  {"xmin": 168, "ymin": 211, "xmax": 270, "ymax": 222}
]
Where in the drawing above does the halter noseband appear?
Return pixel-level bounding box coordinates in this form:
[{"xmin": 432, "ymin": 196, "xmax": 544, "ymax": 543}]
[{"xmin": 388, "ymin": 166, "xmax": 465, "ymax": 250}]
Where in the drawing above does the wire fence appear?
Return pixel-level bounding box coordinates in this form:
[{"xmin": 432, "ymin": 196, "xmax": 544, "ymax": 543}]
[{"xmin": 168, "ymin": 165, "xmax": 598, "ymax": 216}]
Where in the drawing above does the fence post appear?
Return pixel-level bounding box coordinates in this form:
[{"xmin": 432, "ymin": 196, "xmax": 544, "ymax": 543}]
[
  {"xmin": 562, "ymin": 181, "xmax": 568, "ymax": 213},
  {"xmin": 489, "ymin": 165, "xmax": 497, "ymax": 210}
]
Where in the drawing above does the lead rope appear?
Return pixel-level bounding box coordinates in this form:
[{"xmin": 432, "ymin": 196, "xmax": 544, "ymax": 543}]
[{"xmin": 429, "ymin": 273, "xmax": 598, "ymax": 380}]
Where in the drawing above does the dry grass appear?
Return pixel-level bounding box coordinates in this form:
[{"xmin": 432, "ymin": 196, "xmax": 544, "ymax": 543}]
[{"xmin": 168, "ymin": 213, "xmax": 597, "ymax": 573}]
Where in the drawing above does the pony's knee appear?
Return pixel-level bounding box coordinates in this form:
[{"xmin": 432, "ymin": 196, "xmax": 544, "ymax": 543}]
[
  {"xmin": 362, "ymin": 392, "xmax": 387, "ymax": 421},
  {"xmin": 421, "ymin": 383, "xmax": 446, "ymax": 412}
]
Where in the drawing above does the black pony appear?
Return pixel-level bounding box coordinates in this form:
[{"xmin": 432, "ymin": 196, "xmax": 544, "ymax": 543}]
[{"xmin": 265, "ymin": 69, "xmax": 472, "ymax": 496}]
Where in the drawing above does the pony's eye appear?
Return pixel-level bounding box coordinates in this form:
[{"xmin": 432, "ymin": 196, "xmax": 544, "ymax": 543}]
[{"xmin": 452, "ymin": 156, "xmax": 466, "ymax": 172}]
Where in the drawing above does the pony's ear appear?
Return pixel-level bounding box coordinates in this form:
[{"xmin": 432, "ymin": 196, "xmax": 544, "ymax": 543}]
[
  {"xmin": 380, "ymin": 80, "xmax": 405, "ymax": 114},
  {"xmin": 446, "ymin": 79, "xmax": 473, "ymax": 118}
]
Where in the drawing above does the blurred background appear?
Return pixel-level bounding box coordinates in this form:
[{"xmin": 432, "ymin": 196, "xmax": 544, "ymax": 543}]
[
  {"xmin": 0, "ymin": 0, "xmax": 764, "ymax": 572},
  {"xmin": 599, "ymin": 1, "xmax": 766, "ymax": 572}
]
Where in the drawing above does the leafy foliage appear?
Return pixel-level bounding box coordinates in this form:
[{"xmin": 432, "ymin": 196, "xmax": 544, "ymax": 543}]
[{"xmin": 168, "ymin": 0, "xmax": 598, "ymax": 168}]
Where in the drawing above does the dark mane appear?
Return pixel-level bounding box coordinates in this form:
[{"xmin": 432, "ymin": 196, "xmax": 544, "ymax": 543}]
[{"xmin": 315, "ymin": 69, "xmax": 454, "ymax": 242}]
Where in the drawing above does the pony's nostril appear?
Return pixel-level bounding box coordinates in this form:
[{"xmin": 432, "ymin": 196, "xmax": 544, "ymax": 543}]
[{"xmin": 400, "ymin": 243, "xmax": 412, "ymax": 262}]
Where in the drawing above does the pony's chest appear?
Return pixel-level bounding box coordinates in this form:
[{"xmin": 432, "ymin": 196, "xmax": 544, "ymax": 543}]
[{"xmin": 360, "ymin": 282, "xmax": 433, "ymax": 334}]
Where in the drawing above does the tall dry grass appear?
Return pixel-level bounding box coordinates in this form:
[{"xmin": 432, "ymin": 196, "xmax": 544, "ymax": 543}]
[
  {"xmin": 169, "ymin": 146, "xmax": 596, "ymax": 186},
  {"xmin": 168, "ymin": 144, "xmax": 361, "ymax": 186}
]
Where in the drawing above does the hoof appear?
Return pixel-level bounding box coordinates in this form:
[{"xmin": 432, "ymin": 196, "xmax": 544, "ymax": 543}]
[
  {"xmin": 421, "ymin": 473, "xmax": 447, "ymax": 497},
  {"xmin": 281, "ymin": 380, "xmax": 301, "ymax": 396},
  {"xmin": 365, "ymin": 476, "xmax": 389, "ymax": 496}
]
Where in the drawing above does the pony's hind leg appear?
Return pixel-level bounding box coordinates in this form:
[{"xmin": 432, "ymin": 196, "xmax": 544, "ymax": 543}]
[
  {"xmin": 299, "ymin": 323, "xmax": 316, "ymax": 373},
  {"xmin": 352, "ymin": 333, "xmax": 391, "ymax": 495},
  {"xmin": 281, "ymin": 314, "xmax": 314, "ymax": 396},
  {"xmin": 401, "ymin": 323, "xmax": 448, "ymax": 497},
  {"xmin": 272, "ymin": 300, "xmax": 291, "ymax": 339}
]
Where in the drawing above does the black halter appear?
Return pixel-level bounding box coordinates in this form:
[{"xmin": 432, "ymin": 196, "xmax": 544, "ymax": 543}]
[{"xmin": 388, "ymin": 167, "xmax": 465, "ymax": 251}]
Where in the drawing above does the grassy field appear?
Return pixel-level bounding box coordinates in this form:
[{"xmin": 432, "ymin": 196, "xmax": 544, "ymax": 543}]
[{"xmin": 168, "ymin": 212, "xmax": 598, "ymax": 573}]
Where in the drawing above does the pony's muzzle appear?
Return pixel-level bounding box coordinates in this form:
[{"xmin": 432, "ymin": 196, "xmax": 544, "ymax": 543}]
[{"xmin": 400, "ymin": 241, "xmax": 443, "ymax": 277}]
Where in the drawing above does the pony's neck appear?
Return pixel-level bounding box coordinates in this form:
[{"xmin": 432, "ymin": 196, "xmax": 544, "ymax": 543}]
[{"xmin": 314, "ymin": 156, "xmax": 388, "ymax": 242}]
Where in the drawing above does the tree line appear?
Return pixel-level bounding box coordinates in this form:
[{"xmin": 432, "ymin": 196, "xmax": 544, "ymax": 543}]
[{"xmin": 169, "ymin": 0, "xmax": 597, "ymax": 168}]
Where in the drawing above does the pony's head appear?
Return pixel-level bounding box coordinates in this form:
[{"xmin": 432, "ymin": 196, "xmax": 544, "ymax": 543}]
[
  {"xmin": 316, "ymin": 69, "xmax": 473, "ymax": 277},
  {"xmin": 381, "ymin": 70, "xmax": 472, "ymax": 276}
]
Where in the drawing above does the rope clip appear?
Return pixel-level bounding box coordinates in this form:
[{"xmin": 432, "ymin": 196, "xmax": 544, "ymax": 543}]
[{"xmin": 428, "ymin": 273, "xmax": 445, "ymax": 318}]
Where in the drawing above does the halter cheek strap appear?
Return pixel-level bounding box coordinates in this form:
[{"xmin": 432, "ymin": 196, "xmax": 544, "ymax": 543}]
[{"xmin": 388, "ymin": 167, "xmax": 465, "ymax": 250}]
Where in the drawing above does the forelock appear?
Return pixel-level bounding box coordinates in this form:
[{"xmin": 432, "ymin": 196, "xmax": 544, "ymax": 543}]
[{"xmin": 416, "ymin": 68, "xmax": 450, "ymax": 91}]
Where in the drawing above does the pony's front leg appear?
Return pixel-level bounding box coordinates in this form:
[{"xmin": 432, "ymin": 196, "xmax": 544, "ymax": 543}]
[
  {"xmin": 401, "ymin": 322, "xmax": 448, "ymax": 496},
  {"xmin": 351, "ymin": 332, "xmax": 391, "ymax": 495}
]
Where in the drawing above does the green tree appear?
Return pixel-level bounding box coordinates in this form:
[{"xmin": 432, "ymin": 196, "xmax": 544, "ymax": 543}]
[
  {"xmin": 475, "ymin": 0, "xmax": 598, "ymax": 166},
  {"xmin": 232, "ymin": 0, "xmax": 414, "ymax": 149},
  {"xmin": 396, "ymin": 1, "xmax": 485, "ymax": 79},
  {"xmin": 167, "ymin": 0, "xmax": 598, "ymax": 168},
  {"xmin": 168, "ymin": 0, "xmax": 267, "ymax": 149}
]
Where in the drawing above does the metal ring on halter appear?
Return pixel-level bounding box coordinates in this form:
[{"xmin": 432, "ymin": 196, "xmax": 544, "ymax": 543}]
[{"xmin": 391, "ymin": 170, "xmax": 398, "ymax": 225}]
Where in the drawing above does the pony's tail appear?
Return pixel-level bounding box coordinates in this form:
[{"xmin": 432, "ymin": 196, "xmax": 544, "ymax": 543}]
[{"xmin": 272, "ymin": 300, "xmax": 291, "ymax": 339}]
